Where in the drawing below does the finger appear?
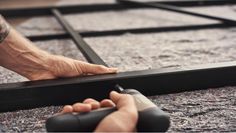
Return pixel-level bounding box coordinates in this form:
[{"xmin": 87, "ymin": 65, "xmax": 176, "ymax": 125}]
[
  {"xmin": 83, "ymin": 98, "xmax": 98, "ymax": 103},
  {"xmin": 72, "ymin": 103, "xmax": 92, "ymax": 112},
  {"xmin": 83, "ymin": 98, "xmax": 100, "ymax": 109},
  {"xmin": 100, "ymin": 99, "xmax": 116, "ymax": 107},
  {"xmin": 78, "ymin": 62, "xmax": 118, "ymax": 74},
  {"xmin": 62, "ymin": 105, "xmax": 73, "ymax": 113},
  {"xmin": 56, "ymin": 105, "xmax": 73, "ymax": 116},
  {"xmin": 110, "ymin": 91, "xmax": 137, "ymax": 114}
]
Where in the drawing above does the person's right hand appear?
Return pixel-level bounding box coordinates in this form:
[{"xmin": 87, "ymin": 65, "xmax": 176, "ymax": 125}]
[
  {"xmin": 61, "ymin": 91, "xmax": 138, "ymax": 132},
  {"xmin": 0, "ymin": 25, "xmax": 117, "ymax": 81}
]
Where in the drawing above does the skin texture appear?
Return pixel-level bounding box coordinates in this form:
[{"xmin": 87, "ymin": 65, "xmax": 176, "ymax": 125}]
[
  {"xmin": 0, "ymin": 26, "xmax": 117, "ymax": 80},
  {"xmin": 61, "ymin": 91, "xmax": 138, "ymax": 132}
]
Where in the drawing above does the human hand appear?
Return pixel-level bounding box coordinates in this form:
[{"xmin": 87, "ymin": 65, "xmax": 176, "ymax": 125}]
[
  {"xmin": 0, "ymin": 28, "xmax": 117, "ymax": 81},
  {"xmin": 60, "ymin": 91, "xmax": 138, "ymax": 132},
  {"xmin": 27, "ymin": 55, "xmax": 118, "ymax": 80}
]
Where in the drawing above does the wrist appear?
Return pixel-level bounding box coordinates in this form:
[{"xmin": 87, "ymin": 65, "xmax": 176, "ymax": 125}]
[
  {"xmin": 0, "ymin": 47, "xmax": 51, "ymax": 80},
  {"xmin": 13, "ymin": 50, "xmax": 52, "ymax": 79},
  {"xmin": 0, "ymin": 29, "xmax": 52, "ymax": 79}
]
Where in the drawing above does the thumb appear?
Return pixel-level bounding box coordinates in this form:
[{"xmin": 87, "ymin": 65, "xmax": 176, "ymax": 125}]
[
  {"xmin": 95, "ymin": 91, "xmax": 138, "ymax": 132},
  {"xmin": 110, "ymin": 91, "xmax": 136, "ymax": 112},
  {"xmin": 76, "ymin": 61, "xmax": 118, "ymax": 74}
]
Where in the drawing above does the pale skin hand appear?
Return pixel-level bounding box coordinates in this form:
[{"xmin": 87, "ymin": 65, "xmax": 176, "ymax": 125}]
[
  {"xmin": 61, "ymin": 91, "xmax": 138, "ymax": 132},
  {"xmin": 0, "ymin": 26, "xmax": 117, "ymax": 80}
]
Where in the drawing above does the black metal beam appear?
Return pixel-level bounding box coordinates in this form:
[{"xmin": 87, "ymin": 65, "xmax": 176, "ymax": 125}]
[
  {"xmin": 0, "ymin": 3, "xmax": 127, "ymax": 18},
  {"xmin": 27, "ymin": 23, "xmax": 234, "ymax": 41},
  {"xmin": 118, "ymin": 0, "xmax": 236, "ymax": 25},
  {"xmin": 152, "ymin": 0, "xmax": 236, "ymax": 7},
  {"xmin": 52, "ymin": 9, "xmax": 107, "ymax": 66},
  {"xmin": 1, "ymin": 0, "xmax": 236, "ymax": 18},
  {"xmin": 1, "ymin": 61, "xmax": 236, "ymax": 112}
]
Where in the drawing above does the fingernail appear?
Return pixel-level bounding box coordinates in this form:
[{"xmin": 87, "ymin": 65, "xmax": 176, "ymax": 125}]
[
  {"xmin": 110, "ymin": 91, "xmax": 121, "ymax": 101},
  {"xmin": 110, "ymin": 91, "xmax": 119, "ymax": 95},
  {"xmin": 109, "ymin": 68, "xmax": 118, "ymax": 72}
]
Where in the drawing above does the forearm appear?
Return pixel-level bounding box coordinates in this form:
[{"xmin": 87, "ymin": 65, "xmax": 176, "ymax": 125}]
[
  {"xmin": 0, "ymin": 15, "xmax": 51, "ymax": 79},
  {"xmin": 0, "ymin": 15, "xmax": 117, "ymax": 81}
]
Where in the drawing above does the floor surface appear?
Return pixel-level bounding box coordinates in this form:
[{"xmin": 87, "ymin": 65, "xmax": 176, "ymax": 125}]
[{"xmin": 0, "ymin": 0, "xmax": 236, "ymax": 132}]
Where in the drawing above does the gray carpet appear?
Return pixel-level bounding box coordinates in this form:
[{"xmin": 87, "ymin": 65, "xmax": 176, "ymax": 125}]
[{"xmin": 0, "ymin": 0, "xmax": 236, "ymax": 132}]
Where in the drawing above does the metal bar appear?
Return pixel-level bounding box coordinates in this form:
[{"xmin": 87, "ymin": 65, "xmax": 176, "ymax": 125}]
[
  {"xmin": 1, "ymin": 61, "xmax": 236, "ymax": 112},
  {"xmin": 28, "ymin": 33, "xmax": 69, "ymax": 41},
  {"xmin": 27, "ymin": 23, "xmax": 234, "ymax": 41},
  {"xmin": 52, "ymin": 9, "xmax": 107, "ymax": 66},
  {"xmin": 0, "ymin": 3, "xmax": 127, "ymax": 18},
  {"xmin": 1, "ymin": 1, "xmax": 236, "ymax": 18},
  {"xmin": 151, "ymin": 0, "xmax": 236, "ymax": 7},
  {"xmin": 117, "ymin": 0, "xmax": 236, "ymax": 25}
]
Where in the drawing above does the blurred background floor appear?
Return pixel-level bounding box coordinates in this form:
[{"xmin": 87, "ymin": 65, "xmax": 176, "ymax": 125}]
[{"xmin": 0, "ymin": 0, "xmax": 236, "ymax": 132}]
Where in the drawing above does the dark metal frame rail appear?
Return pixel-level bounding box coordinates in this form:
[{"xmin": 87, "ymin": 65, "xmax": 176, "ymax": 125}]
[
  {"xmin": 27, "ymin": 23, "xmax": 234, "ymax": 41},
  {"xmin": 1, "ymin": 0, "xmax": 236, "ymax": 17},
  {"xmin": 1, "ymin": 61, "xmax": 236, "ymax": 112},
  {"xmin": 1, "ymin": 0, "xmax": 236, "ymax": 112},
  {"xmin": 52, "ymin": 9, "xmax": 106, "ymax": 65},
  {"xmin": 118, "ymin": 0, "xmax": 236, "ymax": 25}
]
